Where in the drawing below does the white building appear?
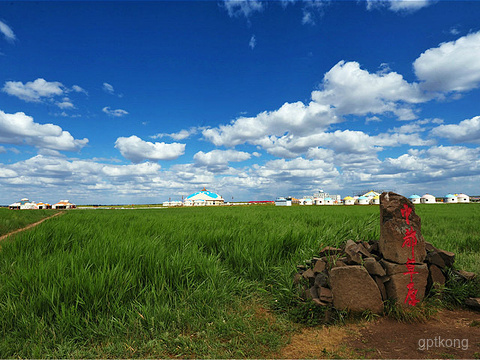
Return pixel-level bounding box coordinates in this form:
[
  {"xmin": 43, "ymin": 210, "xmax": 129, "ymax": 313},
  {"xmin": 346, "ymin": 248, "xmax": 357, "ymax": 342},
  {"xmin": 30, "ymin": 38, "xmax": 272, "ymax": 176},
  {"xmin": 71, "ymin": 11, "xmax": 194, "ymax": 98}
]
[
  {"xmin": 299, "ymin": 198, "xmax": 313, "ymax": 205},
  {"xmin": 444, "ymin": 194, "xmax": 458, "ymax": 203},
  {"xmin": 184, "ymin": 188, "xmax": 224, "ymax": 206},
  {"xmin": 9, "ymin": 198, "xmax": 39, "ymax": 210},
  {"xmin": 370, "ymin": 195, "xmax": 380, "ymax": 205},
  {"xmin": 314, "ymin": 197, "xmax": 325, "ymax": 205},
  {"xmin": 356, "ymin": 196, "xmax": 369, "ymax": 205},
  {"xmin": 457, "ymin": 193, "xmax": 470, "ymax": 203},
  {"xmin": 324, "ymin": 197, "xmax": 334, "ymax": 205},
  {"xmin": 275, "ymin": 197, "xmax": 292, "ymax": 206},
  {"xmin": 421, "ymin": 194, "xmax": 436, "ymax": 204},
  {"xmin": 409, "ymin": 194, "xmax": 421, "ymax": 204},
  {"xmin": 52, "ymin": 200, "xmax": 76, "ymax": 209},
  {"xmin": 343, "ymin": 196, "xmax": 355, "ymax": 205}
]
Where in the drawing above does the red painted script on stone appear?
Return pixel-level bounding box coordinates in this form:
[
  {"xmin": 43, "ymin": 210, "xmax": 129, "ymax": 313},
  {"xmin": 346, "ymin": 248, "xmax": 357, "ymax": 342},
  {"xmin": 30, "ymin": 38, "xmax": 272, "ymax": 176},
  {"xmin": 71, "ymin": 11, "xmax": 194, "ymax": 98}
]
[{"xmin": 401, "ymin": 204, "xmax": 419, "ymax": 306}]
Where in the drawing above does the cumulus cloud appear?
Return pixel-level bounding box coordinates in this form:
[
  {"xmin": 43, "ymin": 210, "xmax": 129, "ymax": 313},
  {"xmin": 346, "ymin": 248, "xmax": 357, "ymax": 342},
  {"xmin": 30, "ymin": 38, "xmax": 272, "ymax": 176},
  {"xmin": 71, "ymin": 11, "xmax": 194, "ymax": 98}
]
[
  {"xmin": 0, "ymin": 110, "xmax": 88, "ymax": 151},
  {"xmin": 223, "ymin": 0, "xmax": 264, "ymax": 18},
  {"xmin": 203, "ymin": 100, "xmax": 339, "ymax": 147},
  {"xmin": 102, "ymin": 107, "xmax": 129, "ymax": 117},
  {"xmin": 115, "ymin": 135, "xmax": 185, "ymax": 163},
  {"xmin": 56, "ymin": 97, "xmax": 75, "ymax": 109},
  {"xmin": 414, "ymin": 31, "xmax": 480, "ymax": 93},
  {"xmin": 194, "ymin": 149, "xmax": 251, "ymax": 172},
  {"xmin": 312, "ymin": 61, "xmax": 426, "ymax": 120},
  {"xmin": 2, "ymin": 78, "xmax": 64, "ymax": 102},
  {"xmin": 0, "ymin": 20, "xmax": 16, "ymax": 43},
  {"xmin": 430, "ymin": 115, "xmax": 480, "ymax": 144}
]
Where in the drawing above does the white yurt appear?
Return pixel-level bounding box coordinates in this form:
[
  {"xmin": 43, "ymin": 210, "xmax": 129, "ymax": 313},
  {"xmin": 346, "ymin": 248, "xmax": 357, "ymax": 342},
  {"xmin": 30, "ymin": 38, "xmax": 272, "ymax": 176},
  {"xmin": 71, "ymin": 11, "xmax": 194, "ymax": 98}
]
[
  {"xmin": 420, "ymin": 194, "xmax": 436, "ymax": 204},
  {"xmin": 356, "ymin": 196, "xmax": 369, "ymax": 205},
  {"xmin": 370, "ymin": 195, "xmax": 380, "ymax": 205},
  {"xmin": 324, "ymin": 197, "xmax": 334, "ymax": 205},
  {"xmin": 300, "ymin": 198, "xmax": 313, "ymax": 205},
  {"xmin": 52, "ymin": 200, "xmax": 76, "ymax": 209},
  {"xmin": 343, "ymin": 196, "xmax": 355, "ymax": 205},
  {"xmin": 183, "ymin": 199, "xmax": 194, "ymax": 207},
  {"xmin": 185, "ymin": 188, "xmax": 224, "ymax": 206},
  {"xmin": 409, "ymin": 194, "xmax": 421, "ymax": 204},
  {"xmin": 444, "ymin": 194, "xmax": 458, "ymax": 203},
  {"xmin": 313, "ymin": 197, "xmax": 325, "ymax": 205},
  {"xmin": 457, "ymin": 193, "xmax": 470, "ymax": 203}
]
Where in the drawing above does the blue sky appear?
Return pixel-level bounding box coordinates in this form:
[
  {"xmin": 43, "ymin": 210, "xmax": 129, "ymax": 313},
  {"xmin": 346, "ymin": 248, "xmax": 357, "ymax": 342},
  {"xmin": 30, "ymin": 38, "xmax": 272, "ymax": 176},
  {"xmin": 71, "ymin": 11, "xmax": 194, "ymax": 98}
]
[{"xmin": 1, "ymin": 0, "xmax": 480, "ymax": 204}]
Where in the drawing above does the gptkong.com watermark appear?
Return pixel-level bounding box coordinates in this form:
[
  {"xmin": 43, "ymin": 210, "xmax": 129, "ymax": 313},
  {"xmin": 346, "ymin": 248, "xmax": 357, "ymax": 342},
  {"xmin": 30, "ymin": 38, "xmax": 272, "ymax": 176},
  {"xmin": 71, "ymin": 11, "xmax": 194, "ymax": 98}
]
[{"xmin": 418, "ymin": 336, "xmax": 468, "ymax": 351}]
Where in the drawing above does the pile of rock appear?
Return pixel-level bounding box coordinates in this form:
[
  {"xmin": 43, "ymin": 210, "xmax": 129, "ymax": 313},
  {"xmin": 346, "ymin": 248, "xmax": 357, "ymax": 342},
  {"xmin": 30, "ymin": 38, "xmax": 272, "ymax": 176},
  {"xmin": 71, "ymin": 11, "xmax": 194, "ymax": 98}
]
[{"xmin": 294, "ymin": 192, "xmax": 477, "ymax": 314}]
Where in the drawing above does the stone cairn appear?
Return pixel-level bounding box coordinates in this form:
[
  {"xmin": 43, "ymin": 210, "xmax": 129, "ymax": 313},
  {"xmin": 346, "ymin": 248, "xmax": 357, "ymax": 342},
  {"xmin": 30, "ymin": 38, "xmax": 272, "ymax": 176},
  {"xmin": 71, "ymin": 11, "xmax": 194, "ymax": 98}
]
[{"xmin": 294, "ymin": 192, "xmax": 479, "ymax": 314}]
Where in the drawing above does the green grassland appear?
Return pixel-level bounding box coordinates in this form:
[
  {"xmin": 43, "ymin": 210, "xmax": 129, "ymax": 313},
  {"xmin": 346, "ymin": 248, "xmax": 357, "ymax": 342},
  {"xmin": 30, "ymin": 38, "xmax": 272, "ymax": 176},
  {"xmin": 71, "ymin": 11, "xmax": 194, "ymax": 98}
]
[
  {"xmin": 0, "ymin": 208, "xmax": 58, "ymax": 236},
  {"xmin": 0, "ymin": 204, "xmax": 478, "ymax": 358}
]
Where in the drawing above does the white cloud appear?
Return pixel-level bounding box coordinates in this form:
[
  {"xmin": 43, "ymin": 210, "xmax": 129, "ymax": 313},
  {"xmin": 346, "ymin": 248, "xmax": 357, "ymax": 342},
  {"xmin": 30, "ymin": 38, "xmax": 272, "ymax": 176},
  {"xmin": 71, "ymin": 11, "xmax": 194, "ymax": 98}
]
[
  {"xmin": 2, "ymin": 78, "xmax": 64, "ymax": 102},
  {"xmin": 203, "ymin": 100, "xmax": 339, "ymax": 147},
  {"xmin": 366, "ymin": 0, "xmax": 431, "ymax": 12},
  {"xmin": 56, "ymin": 97, "xmax": 75, "ymax": 109},
  {"xmin": 0, "ymin": 110, "xmax": 88, "ymax": 151},
  {"xmin": 223, "ymin": 0, "xmax": 264, "ymax": 18},
  {"xmin": 430, "ymin": 115, "xmax": 480, "ymax": 144},
  {"xmin": 0, "ymin": 20, "xmax": 16, "ymax": 43},
  {"xmin": 249, "ymin": 34, "xmax": 256, "ymax": 49},
  {"xmin": 115, "ymin": 135, "xmax": 185, "ymax": 163},
  {"xmin": 414, "ymin": 31, "xmax": 480, "ymax": 92},
  {"xmin": 71, "ymin": 85, "xmax": 88, "ymax": 95},
  {"xmin": 102, "ymin": 107, "xmax": 129, "ymax": 117},
  {"xmin": 194, "ymin": 149, "xmax": 251, "ymax": 168},
  {"xmin": 311, "ymin": 61, "xmax": 427, "ymax": 120},
  {"xmin": 301, "ymin": 0, "xmax": 326, "ymax": 25},
  {"xmin": 102, "ymin": 82, "xmax": 115, "ymax": 94},
  {"xmin": 152, "ymin": 127, "xmax": 202, "ymax": 141}
]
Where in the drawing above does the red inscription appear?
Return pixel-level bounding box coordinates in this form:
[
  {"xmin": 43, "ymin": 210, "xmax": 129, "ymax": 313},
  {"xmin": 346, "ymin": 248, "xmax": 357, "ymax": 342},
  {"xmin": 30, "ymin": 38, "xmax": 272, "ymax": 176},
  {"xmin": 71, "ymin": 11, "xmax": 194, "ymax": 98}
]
[{"xmin": 401, "ymin": 204, "xmax": 412, "ymax": 225}]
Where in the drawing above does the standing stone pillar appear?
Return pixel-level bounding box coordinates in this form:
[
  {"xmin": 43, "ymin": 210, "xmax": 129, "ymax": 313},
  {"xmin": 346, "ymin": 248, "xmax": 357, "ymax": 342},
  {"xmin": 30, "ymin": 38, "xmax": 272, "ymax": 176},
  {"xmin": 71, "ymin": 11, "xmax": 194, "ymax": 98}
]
[{"xmin": 379, "ymin": 192, "xmax": 428, "ymax": 306}]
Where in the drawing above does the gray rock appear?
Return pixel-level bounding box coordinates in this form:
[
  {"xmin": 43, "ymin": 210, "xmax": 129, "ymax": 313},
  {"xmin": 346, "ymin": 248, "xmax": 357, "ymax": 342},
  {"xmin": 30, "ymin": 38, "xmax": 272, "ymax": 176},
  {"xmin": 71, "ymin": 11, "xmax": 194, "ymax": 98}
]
[
  {"xmin": 436, "ymin": 248, "xmax": 455, "ymax": 267},
  {"xmin": 426, "ymin": 251, "xmax": 446, "ymax": 268},
  {"xmin": 379, "ymin": 192, "xmax": 426, "ymax": 264},
  {"xmin": 428, "ymin": 264, "xmax": 446, "ymax": 288},
  {"xmin": 363, "ymin": 257, "xmax": 386, "ymax": 277},
  {"xmin": 313, "ymin": 259, "xmax": 326, "ymax": 274},
  {"xmin": 315, "ymin": 272, "xmax": 328, "ymax": 288},
  {"xmin": 384, "ymin": 263, "xmax": 428, "ymax": 307},
  {"xmin": 329, "ymin": 265, "xmax": 384, "ymax": 314},
  {"xmin": 465, "ymin": 298, "xmax": 480, "ymax": 311}
]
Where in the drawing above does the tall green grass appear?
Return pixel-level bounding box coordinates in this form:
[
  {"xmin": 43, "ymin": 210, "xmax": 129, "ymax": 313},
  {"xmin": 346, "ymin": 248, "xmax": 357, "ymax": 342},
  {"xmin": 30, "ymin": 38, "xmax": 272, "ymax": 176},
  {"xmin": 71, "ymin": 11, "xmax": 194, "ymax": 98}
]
[
  {"xmin": 0, "ymin": 208, "xmax": 58, "ymax": 236},
  {"xmin": 0, "ymin": 204, "xmax": 477, "ymax": 357}
]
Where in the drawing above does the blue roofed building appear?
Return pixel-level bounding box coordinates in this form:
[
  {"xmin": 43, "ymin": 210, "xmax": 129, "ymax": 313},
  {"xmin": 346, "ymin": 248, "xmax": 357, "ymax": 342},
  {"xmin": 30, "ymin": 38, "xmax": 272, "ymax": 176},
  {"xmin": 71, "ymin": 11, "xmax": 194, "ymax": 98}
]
[{"xmin": 185, "ymin": 188, "xmax": 224, "ymax": 206}]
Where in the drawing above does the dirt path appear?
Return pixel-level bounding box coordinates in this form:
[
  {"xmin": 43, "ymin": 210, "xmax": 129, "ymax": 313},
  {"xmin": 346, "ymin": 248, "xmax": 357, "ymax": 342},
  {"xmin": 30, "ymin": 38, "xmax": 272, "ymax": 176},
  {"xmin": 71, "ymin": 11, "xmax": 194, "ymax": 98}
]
[
  {"xmin": 278, "ymin": 309, "xmax": 480, "ymax": 359},
  {"xmin": 0, "ymin": 212, "xmax": 64, "ymax": 243}
]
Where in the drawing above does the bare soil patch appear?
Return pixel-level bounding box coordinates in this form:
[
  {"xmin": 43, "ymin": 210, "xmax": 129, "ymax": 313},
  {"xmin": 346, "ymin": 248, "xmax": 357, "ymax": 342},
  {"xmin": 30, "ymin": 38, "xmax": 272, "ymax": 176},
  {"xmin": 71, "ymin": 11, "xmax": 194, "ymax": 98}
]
[{"xmin": 278, "ymin": 309, "xmax": 480, "ymax": 359}]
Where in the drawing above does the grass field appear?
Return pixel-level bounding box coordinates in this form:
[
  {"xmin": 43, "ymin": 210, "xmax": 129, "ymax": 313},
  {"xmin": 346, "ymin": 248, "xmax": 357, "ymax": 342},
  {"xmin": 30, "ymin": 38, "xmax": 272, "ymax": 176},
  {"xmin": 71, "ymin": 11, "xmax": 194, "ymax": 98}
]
[
  {"xmin": 0, "ymin": 208, "xmax": 58, "ymax": 237},
  {"xmin": 0, "ymin": 204, "xmax": 478, "ymax": 358}
]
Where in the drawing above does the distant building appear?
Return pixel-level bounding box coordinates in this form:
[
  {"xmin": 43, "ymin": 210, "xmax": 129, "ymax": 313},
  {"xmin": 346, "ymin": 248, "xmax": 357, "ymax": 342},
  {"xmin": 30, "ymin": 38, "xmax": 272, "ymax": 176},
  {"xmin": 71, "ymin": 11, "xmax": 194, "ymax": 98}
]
[
  {"xmin": 299, "ymin": 198, "xmax": 313, "ymax": 205},
  {"xmin": 343, "ymin": 196, "xmax": 355, "ymax": 205},
  {"xmin": 370, "ymin": 195, "xmax": 380, "ymax": 205},
  {"xmin": 457, "ymin": 193, "xmax": 470, "ymax": 203},
  {"xmin": 184, "ymin": 188, "xmax": 224, "ymax": 206},
  {"xmin": 409, "ymin": 194, "xmax": 421, "ymax": 204},
  {"xmin": 9, "ymin": 198, "xmax": 38, "ymax": 210},
  {"xmin": 444, "ymin": 194, "xmax": 458, "ymax": 204},
  {"xmin": 275, "ymin": 197, "xmax": 292, "ymax": 206},
  {"xmin": 420, "ymin": 194, "xmax": 436, "ymax": 204},
  {"xmin": 356, "ymin": 196, "xmax": 369, "ymax": 205},
  {"xmin": 52, "ymin": 200, "xmax": 76, "ymax": 209}
]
